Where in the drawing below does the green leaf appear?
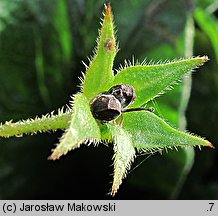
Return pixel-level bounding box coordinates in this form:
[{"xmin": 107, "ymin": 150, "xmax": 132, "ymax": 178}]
[
  {"xmin": 49, "ymin": 93, "xmax": 101, "ymax": 160},
  {"xmin": 123, "ymin": 111, "xmax": 212, "ymax": 150},
  {"xmin": 82, "ymin": 4, "xmax": 117, "ymax": 100},
  {"xmin": 53, "ymin": 0, "xmax": 73, "ymax": 63},
  {"xmin": 104, "ymin": 124, "xmax": 135, "ymax": 196},
  {"xmin": 194, "ymin": 8, "xmax": 218, "ymax": 62},
  {"xmin": 113, "ymin": 56, "xmax": 208, "ymax": 107}
]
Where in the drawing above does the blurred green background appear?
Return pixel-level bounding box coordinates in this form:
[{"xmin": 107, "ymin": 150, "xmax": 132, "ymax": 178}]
[{"xmin": 0, "ymin": 0, "xmax": 217, "ymax": 199}]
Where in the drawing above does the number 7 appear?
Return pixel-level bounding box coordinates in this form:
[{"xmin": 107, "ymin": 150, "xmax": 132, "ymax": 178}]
[{"xmin": 209, "ymin": 203, "xmax": 214, "ymax": 211}]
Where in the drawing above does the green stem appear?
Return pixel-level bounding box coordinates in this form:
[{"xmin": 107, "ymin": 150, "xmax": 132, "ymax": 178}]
[
  {"xmin": 179, "ymin": 16, "xmax": 194, "ymax": 130},
  {"xmin": 206, "ymin": 1, "xmax": 218, "ymax": 14},
  {"xmin": 33, "ymin": 25, "xmax": 51, "ymax": 106},
  {"xmin": 0, "ymin": 112, "xmax": 71, "ymax": 137},
  {"xmin": 170, "ymin": 15, "xmax": 195, "ymax": 199}
]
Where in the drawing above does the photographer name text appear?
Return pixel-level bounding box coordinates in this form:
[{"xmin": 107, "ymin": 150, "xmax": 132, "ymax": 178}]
[{"xmin": 2, "ymin": 202, "xmax": 116, "ymax": 213}]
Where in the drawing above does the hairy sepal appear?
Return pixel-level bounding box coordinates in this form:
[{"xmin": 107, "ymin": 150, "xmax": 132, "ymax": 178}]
[
  {"xmin": 123, "ymin": 111, "xmax": 212, "ymax": 152},
  {"xmin": 104, "ymin": 123, "xmax": 135, "ymax": 196},
  {"xmin": 82, "ymin": 4, "xmax": 117, "ymax": 100},
  {"xmin": 113, "ymin": 56, "xmax": 209, "ymax": 107},
  {"xmin": 49, "ymin": 93, "xmax": 101, "ymax": 160},
  {"xmin": 0, "ymin": 109, "xmax": 70, "ymax": 138}
]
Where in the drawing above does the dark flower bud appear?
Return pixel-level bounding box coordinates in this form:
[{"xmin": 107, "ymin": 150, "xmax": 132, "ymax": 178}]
[
  {"xmin": 90, "ymin": 94, "xmax": 121, "ymax": 121},
  {"xmin": 108, "ymin": 84, "xmax": 136, "ymax": 109}
]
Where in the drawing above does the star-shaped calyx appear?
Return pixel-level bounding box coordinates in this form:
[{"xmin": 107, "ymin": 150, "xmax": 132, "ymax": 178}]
[{"xmin": 0, "ymin": 3, "xmax": 214, "ymax": 196}]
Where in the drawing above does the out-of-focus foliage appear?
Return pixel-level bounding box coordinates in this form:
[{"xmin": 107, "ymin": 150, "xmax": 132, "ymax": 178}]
[
  {"xmin": 195, "ymin": 8, "xmax": 218, "ymax": 61},
  {"xmin": 0, "ymin": 0, "xmax": 217, "ymax": 199}
]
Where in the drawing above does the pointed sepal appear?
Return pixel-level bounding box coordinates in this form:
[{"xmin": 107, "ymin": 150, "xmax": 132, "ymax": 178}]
[
  {"xmin": 49, "ymin": 93, "xmax": 101, "ymax": 160},
  {"xmin": 105, "ymin": 124, "xmax": 136, "ymax": 196},
  {"xmin": 0, "ymin": 111, "xmax": 70, "ymax": 138},
  {"xmin": 82, "ymin": 3, "xmax": 117, "ymax": 100},
  {"xmin": 113, "ymin": 56, "xmax": 209, "ymax": 107},
  {"xmin": 123, "ymin": 111, "xmax": 213, "ymax": 151}
]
